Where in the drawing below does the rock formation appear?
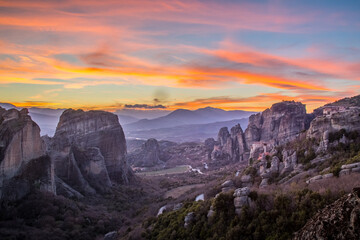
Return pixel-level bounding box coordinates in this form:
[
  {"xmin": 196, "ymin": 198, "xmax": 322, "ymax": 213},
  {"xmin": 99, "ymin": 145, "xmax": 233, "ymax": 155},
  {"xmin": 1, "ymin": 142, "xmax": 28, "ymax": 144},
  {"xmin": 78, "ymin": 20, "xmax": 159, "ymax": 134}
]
[
  {"xmin": 204, "ymin": 138, "xmax": 216, "ymax": 160},
  {"xmin": 307, "ymin": 107, "xmax": 360, "ymax": 139},
  {"xmin": 221, "ymin": 180, "xmax": 235, "ymax": 193},
  {"xmin": 210, "ymin": 101, "xmax": 310, "ymax": 165},
  {"xmin": 294, "ymin": 188, "xmax": 360, "ymax": 240},
  {"xmin": 210, "ymin": 97, "xmax": 360, "ymax": 189},
  {"xmin": 0, "ymin": 107, "xmax": 55, "ymax": 200},
  {"xmin": 128, "ymin": 138, "xmax": 162, "ymax": 167},
  {"xmin": 245, "ymin": 101, "xmax": 310, "ymax": 146},
  {"xmin": 233, "ymin": 187, "xmax": 252, "ymax": 215},
  {"xmin": 211, "ymin": 124, "xmax": 248, "ymax": 163},
  {"xmin": 48, "ymin": 109, "xmax": 132, "ymax": 195}
]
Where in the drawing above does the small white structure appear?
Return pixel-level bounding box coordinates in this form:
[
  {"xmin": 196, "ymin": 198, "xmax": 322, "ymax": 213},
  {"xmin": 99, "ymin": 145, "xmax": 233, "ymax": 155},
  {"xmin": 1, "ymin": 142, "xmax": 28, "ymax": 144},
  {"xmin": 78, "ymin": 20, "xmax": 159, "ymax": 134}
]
[{"xmin": 195, "ymin": 193, "xmax": 204, "ymax": 201}]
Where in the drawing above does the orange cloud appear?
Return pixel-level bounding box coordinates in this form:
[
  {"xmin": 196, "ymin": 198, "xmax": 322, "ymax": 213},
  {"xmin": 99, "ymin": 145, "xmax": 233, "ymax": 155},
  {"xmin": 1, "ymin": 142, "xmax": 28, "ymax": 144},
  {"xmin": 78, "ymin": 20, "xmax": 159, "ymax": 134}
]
[
  {"xmin": 205, "ymin": 42, "xmax": 360, "ymax": 81},
  {"xmin": 170, "ymin": 93, "xmax": 341, "ymax": 112},
  {"xmin": 10, "ymin": 101, "xmax": 60, "ymax": 108},
  {"xmin": 0, "ymin": 0, "xmax": 314, "ymax": 33}
]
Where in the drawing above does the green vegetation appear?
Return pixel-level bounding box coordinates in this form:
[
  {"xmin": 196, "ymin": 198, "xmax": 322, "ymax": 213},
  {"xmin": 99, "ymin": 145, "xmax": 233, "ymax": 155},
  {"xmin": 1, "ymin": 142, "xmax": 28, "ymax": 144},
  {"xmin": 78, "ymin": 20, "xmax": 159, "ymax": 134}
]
[
  {"xmin": 136, "ymin": 165, "xmax": 190, "ymax": 177},
  {"xmin": 144, "ymin": 189, "xmax": 338, "ymax": 240},
  {"xmin": 0, "ymin": 191, "xmax": 122, "ymax": 239},
  {"xmin": 243, "ymin": 166, "xmax": 257, "ymax": 177}
]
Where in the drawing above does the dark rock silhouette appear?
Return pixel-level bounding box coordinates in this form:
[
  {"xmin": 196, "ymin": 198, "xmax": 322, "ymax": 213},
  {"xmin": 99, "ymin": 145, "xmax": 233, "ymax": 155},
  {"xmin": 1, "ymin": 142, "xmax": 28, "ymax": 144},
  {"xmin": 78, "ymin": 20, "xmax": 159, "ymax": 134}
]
[
  {"xmin": 0, "ymin": 107, "xmax": 55, "ymax": 200},
  {"xmin": 128, "ymin": 138, "xmax": 162, "ymax": 167},
  {"xmin": 48, "ymin": 109, "xmax": 132, "ymax": 195}
]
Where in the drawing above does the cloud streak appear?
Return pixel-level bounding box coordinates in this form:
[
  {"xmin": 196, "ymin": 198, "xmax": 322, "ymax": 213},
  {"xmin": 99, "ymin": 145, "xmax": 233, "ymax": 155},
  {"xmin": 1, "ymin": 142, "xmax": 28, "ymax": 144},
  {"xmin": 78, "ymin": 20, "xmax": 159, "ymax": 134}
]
[
  {"xmin": 124, "ymin": 104, "xmax": 167, "ymax": 109},
  {"xmin": 0, "ymin": 0, "xmax": 359, "ymax": 111}
]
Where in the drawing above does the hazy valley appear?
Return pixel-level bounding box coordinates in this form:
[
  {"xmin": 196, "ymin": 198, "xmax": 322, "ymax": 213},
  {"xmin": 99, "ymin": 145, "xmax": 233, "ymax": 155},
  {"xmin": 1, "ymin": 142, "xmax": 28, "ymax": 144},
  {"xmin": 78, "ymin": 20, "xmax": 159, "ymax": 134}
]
[{"xmin": 0, "ymin": 95, "xmax": 359, "ymax": 239}]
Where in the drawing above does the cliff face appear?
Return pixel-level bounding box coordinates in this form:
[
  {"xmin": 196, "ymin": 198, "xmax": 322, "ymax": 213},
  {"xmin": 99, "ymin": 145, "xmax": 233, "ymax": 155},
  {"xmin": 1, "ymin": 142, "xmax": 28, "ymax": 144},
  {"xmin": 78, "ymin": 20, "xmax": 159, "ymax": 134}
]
[
  {"xmin": 245, "ymin": 101, "xmax": 310, "ymax": 146},
  {"xmin": 49, "ymin": 109, "xmax": 132, "ymax": 195},
  {"xmin": 0, "ymin": 107, "xmax": 55, "ymax": 200},
  {"xmin": 211, "ymin": 124, "xmax": 248, "ymax": 163},
  {"xmin": 307, "ymin": 107, "xmax": 360, "ymax": 139},
  {"xmin": 294, "ymin": 188, "xmax": 360, "ymax": 240},
  {"xmin": 211, "ymin": 101, "xmax": 310, "ymax": 164}
]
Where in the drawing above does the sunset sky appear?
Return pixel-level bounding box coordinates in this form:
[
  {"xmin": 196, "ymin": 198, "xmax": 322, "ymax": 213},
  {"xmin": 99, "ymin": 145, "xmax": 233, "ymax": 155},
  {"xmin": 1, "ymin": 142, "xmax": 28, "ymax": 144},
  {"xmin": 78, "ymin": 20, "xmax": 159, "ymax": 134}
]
[{"xmin": 0, "ymin": 0, "xmax": 359, "ymax": 112}]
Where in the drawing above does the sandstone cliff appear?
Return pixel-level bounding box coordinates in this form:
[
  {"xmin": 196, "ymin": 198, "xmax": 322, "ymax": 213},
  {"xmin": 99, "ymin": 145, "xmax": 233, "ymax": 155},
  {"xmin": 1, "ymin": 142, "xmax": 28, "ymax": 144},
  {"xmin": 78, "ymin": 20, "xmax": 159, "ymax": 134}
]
[
  {"xmin": 48, "ymin": 109, "xmax": 132, "ymax": 195},
  {"xmin": 210, "ymin": 101, "xmax": 310, "ymax": 164},
  {"xmin": 245, "ymin": 101, "xmax": 311, "ymax": 146},
  {"xmin": 211, "ymin": 124, "xmax": 248, "ymax": 163},
  {"xmin": 307, "ymin": 106, "xmax": 360, "ymax": 139},
  {"xmin": 0, "ymin": 107, "xmax": 55, "ymax": 200}
]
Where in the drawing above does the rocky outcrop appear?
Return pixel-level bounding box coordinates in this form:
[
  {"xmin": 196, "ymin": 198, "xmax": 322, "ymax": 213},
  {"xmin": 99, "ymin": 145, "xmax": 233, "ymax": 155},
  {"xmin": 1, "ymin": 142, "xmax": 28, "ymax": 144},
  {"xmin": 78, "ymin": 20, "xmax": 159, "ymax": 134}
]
[
  {"xmin": 307, "ymin": 106, "xmax": 360, "ymax": 139},
  {"xmin": 128, "ymin": 138, "xmax": 162, "ymax": 167},
  {"xmin": 210, "ymin": 101, "xmax": 310, "ymax": 165},
  {"xmin": 0, "ymin": 107, "xmax": 55, "ymax": 200},
  {"xmin": 233, "ymin": 187, "xmax": 252, "ymax": 215},
  {"xmin": 184, "ymin": 212, "xmax": 195, "ymax": 228},
  {"xmin": 204, "ymin": 138, "xmax": 216, "ymax": 160},
  {"xmin": 306, "ymin": 173, "xmax": 333, "ymax": 184},
  {"xmin": 48, "ymin": 109, "xmax": 132, "ymax": 195},
  {"xmin": 221, "ymin": 180, "xmax": 235, "ymax": 193},
  {"xmin": 281, "ymin": 150, "xmax": 297, "ymax": 175},
  {"xmin": 294, "ymin": 188, "xmax": 360, "ymax": 240},
  {"xmin": 245, "ymin": 101, "xmax": 310, "ymax": 146},
  {"xmin": 211, "ymin": 124, "xmax": 248, "ymax": 163}
]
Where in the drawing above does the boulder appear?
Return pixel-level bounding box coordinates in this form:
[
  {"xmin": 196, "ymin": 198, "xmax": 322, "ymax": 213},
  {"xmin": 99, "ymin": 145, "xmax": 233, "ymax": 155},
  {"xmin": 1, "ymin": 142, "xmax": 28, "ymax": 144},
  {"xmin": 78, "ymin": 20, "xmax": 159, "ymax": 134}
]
[
  {"xmin": 221, "ymin": 180, "xmax": 235, "ymax": 193},
  {"xmin": 234, "ymin": 196, "xmax": 249, "ymax": 208},
  {"xmin": 221, "ymin": 180, "xmax": 234, "ymax": 188},
  {"xmin": 259, "ymin": 178, "xmax": 269, "ymax": 188},
  {"xmin": 184, "ymin": 212, "xmax": 195, "ymax": 228},
  {"xmin": 233, "ymin": 187, "xmax": 250, "ymax": 197},
  {"xmin": 104, "ymin": 231, "xmax": 118, "ymax": 240},
  {"xmin": 233, "ymin": 187, "xmax": 251, "ymax": 215},
  {"xmin": 241, "ymin": 175, "xmax": 252, "ymax": 183},
  {"xmin": 173, "ymin": 203, "xmax": 183, "ymax": 211},
  {"xmin": 341, "ymin": 162, "xmax": 360, "ymax": 170}
]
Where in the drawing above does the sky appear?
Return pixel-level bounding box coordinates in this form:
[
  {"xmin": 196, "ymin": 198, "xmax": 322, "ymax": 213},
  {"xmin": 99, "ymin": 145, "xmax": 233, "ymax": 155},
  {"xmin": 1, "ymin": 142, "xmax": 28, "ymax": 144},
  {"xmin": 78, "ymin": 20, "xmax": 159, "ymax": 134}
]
[{"xmin": 0, "ymin": 0, "xmax": 359, "ymax": 113}]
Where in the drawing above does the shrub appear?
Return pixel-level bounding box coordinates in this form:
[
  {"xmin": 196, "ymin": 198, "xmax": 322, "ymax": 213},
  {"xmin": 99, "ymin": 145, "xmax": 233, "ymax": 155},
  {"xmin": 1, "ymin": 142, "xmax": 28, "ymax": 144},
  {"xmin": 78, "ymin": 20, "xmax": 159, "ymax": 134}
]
[
  {"xmin": 330, "ymin": 165, "xmax": 342, "ymax": 177},
  {"xmin": 244, "ymin": 166, "xmax": 257, "ymax": 177},
  {"xmin": 145, "ymin": 189, "xmax": 338, "ymax": 240}
]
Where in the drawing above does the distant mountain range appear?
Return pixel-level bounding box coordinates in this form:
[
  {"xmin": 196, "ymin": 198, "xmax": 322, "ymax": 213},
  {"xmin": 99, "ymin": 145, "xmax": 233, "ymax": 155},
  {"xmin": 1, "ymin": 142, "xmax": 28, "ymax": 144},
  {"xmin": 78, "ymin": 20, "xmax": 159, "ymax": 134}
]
[
  {"xmin": 124, "ymin": 107, "xmax": 256, "ymax": 131},
  {"xmin": 115, "ymin": 109, "xmax": 170, "ymax": 120},
  {"xmin": 125, "ymin": 118, "xmax": 249, "ymax": 142}
]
